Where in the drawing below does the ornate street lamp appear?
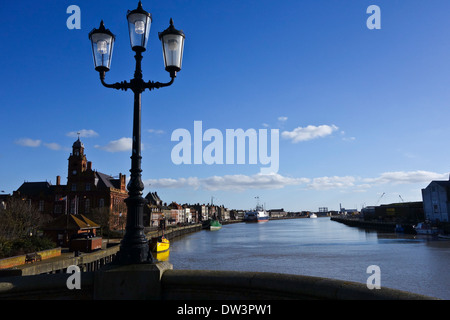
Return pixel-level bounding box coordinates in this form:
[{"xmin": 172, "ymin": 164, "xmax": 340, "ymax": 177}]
[
  {"xmin": 89, "ymin": 1, "xmax": 185, "ymax": 265},
  {"xmin": 88, "ymin": 21, "xmax": 115, "ymax": 72},
  {"xmin": 159, "ymin": 18, "xmax": 185, "ymax": 78},
  {"xmin": 127, "ymin": 1, "xmax": 152, "ymax": 52}
]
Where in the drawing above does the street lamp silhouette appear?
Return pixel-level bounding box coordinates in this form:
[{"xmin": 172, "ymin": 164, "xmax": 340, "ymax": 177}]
[{"xmin": 88, "ymin": 1, "xmax": 185, "ymax": 264}]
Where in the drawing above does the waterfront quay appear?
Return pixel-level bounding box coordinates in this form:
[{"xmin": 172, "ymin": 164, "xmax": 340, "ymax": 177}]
[
  {"xmin": 330, "ymin": 216, "xmax": 398, "ymax": 232},
  {"xmin": 0, "ymin": 224, "xmax": 202, "ymax": 277},
  {"xmin": 146, "ymin": 223, "xmax": 202, "ymax": 241}
]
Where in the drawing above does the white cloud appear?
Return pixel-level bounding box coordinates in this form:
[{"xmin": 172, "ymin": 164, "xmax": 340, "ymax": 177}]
[
  {"xmin": 307, "ymin": 176, "xmax": 356, "ymax": 190},
  {"xmin": 95, "ymin": 137, "xmax": 132, "ymax": 152},
  {"xmin": 15, "ymin": 138, "xmax": 41, "ymax": 147},
  {"xmin": 67, "ymin": 129, "xmax": 99, "ymax": 138},
  {"xmin": 202, "ymin": 173, "xmax": 309, "ymax": 191},
  {"xmin": 145, "ymin": 173, "xmax": 310, "ymax": 192},
  {"xmin": 143, "ymin": 170, "xmax": 449, "ymax": 193},
  {"xmin": 278, "ymin": 116, "xmax": 288, "ymax": 122},
  {"xmin": 364, "ymin": 170, "xmax": 448, "ymax": 185},
  {"xmin": 281, "ymin": 124, "xmax": 338, "ymax": 143},
  {"xmin": 44, "ymin": 142, "xmax": 63, "ymax": 150},
  {"xmin": 146, "ymin": 177, "xmax": 201, "ymax": 189}
]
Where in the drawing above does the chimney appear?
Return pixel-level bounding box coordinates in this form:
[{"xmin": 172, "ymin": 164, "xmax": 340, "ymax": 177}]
[
  {"xmin": 56, "ymin": 176, "xmax": 61, "ymax": 186},
  {"xmin": 87, "ymin": 161, "xmax": 92, "ymax": 170},
  {"xmin": 120, "ymin": 173, "xmax": 126, "ymax": 190}
]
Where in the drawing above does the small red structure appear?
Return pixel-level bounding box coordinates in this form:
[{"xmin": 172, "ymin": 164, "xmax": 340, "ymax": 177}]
[
  {"xmin": 42, "ymin": 214, "xmax": 101, "ymax": 251},
  {"xmin": 69, "ymin": 235, "xmax": 102, "ymax": 252}
]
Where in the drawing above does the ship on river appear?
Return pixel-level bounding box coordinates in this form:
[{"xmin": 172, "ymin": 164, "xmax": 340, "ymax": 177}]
[{"xmin": 244, "ymin": 197, "xmax": 269, "ymax": 223}]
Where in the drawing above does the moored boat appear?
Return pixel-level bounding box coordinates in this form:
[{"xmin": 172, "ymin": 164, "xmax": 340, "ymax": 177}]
[
  {"xmin": 154, "ymin": 249, "xmax": 170, "ymax": 261},
  {"xmin": 209, "ymin": 219, "xmax": 222, "ymax": 231},
  {"xmin": 414, "ymin": 222, "xmax": 440, "ymax": 235},
  {"xmin": 309, "ymin": 213, "xmax": 317, "ymax": 219},
  {"xmin": 244, "ymin": 197, "xmax": 269, "ymax": 223},
  {"xmin": 154, "ymin": 236, "xmax": 170, "ymax": 253},
  {"xmin": 152, "ymin": 219, "xmax": 170, "ymax": 253},
  {"xmin": 244, "ymin": 210, "xmax": 269, "ymax": 222}
]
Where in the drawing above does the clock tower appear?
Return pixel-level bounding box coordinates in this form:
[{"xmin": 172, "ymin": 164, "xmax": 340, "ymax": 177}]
[{"xmin": 68, "ymin": 137, "xmax": 88, "ymax": 181}]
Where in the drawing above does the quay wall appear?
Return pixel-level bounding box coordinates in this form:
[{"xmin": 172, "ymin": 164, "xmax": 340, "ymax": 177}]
[
  {"xmin": 0, "ymin": 224, "xmax": 202, "ymax": 277},
  {"xmin": 331, "ymin": 216, "xmax": 396, "ymax": 232},
  {"xmin": 0, "ymin": 248, "xmax": 62, "ymax": 270},
  {"xmin": 0, "ymin": 245, "xmax": 119, "ymax": 277},
  {"xmin": 146, "ymin": 224, "xmax": 202, "ymax": 241}
]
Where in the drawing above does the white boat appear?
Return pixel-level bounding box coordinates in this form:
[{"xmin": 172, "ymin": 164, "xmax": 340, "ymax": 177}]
[
  {"xmin": 244, "ymin": 197, "xmax": 269, "ymax": 223},
  {"xmin": 244, "ymin": 207, "xmax": 269, "ymax": 222},
  {"xmin": 414, "ymin": 222, "xmax": 440, "ymax": 235},
  {"xmin": 309, "ymin": 213, "xmax": 317, "ymax": 218}
]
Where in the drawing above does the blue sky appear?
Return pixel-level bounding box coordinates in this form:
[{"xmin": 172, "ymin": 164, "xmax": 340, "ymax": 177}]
[{"xmin": 2, "ymin": 0, "xmax": 450, "ymax": 212}]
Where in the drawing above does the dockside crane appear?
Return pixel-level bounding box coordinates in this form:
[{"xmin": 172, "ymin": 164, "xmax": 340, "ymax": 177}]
[{"xmin": 376, "ymin": 192, "xmax": 385, "ymax": 205}]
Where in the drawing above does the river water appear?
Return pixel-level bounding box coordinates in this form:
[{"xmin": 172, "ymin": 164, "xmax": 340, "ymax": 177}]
[{"xmin": 168, "ymin": 217, "xmax": 450, "ymax": 299}]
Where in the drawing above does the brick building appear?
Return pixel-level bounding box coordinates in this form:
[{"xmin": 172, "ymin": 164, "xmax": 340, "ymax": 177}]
[{"xmin": 13, "ymin": 138, "xmax": 128, "ymax": 230}]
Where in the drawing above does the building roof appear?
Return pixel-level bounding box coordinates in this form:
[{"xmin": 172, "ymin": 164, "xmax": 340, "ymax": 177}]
[
  {"xmin": 95, "ymin": 171, "xmax": 123, "ymax": 190},
  {"xmin": 42, "ymin": 214, "xmax": 100, "ymax": 231},
  {"xmin": 145, "ymin": 192, "xmax": 162, "ymax": 206},
  {"xmin": 430, "ymin": 180, "xmax": 450, "ymax": 188},
  {"xmin": 168, "ymin": 202, "xmax": 182, "ymax": 209},
  {"xmin": 16, "ymin": 181, "xmax": 55, "ymax": 197},
  {"xmin": 72, "ymin": 137, "xmax": 84, "ymax": 149}
]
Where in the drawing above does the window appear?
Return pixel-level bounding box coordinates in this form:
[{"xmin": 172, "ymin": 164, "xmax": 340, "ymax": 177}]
[
  {"xmin": 39, "ymin": 200, "xmax": 44, "ymax": 212},
  {"xmin": 99, "ymin": 198, "xmax": 104, "ymax": 208},
  {"xmin": 86, "ymin": 183, "xmax": 91, "ymax": 191},
  {"xmin": 70, "ymin": 198, "xmax": 78, "ymax": 214},
  {"xmin": 434, "ymin": 204, "xmax": 439, "ymax": 213},
  {"xmin": 71, "ymin": 183, "xmax": 77, "ymax": 191},
  {"xmin": 85, "ymin": 199, "xmax": 90, "ymax": 213}
]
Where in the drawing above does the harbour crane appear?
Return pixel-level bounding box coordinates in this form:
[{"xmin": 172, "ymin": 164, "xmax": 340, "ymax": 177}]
[
  {"xmin": 376, "ymin": 192, "xmax": 385, "ymax": 205},
  {"xmin": 399, "ymin": 195, "xmax": 404, "ymax": 202}
]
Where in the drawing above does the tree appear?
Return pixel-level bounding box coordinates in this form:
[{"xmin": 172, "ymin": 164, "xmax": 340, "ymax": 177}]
[
  {"xmin": 0, "ymin": 198, "xmax": 41, "ymax": 240},
  {"xmin": 88, "ymin": 207, "xmax": 111, "ymax": 237}
]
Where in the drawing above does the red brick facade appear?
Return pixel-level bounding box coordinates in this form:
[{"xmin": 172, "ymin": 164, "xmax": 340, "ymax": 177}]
[{"xmin": 13, "ymin": 138, "xmax": 128, "ymax": 230}]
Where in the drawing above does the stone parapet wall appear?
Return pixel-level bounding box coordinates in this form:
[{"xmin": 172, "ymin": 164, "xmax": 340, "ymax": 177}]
[{"xmin": 0, "ymin": 265, "xmax": 437, "ymax": 300}]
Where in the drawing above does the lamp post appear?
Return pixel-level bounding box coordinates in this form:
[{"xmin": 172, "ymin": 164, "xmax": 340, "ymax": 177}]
[{"xmin": 89, "ymin": 1, "xmax": 185, "ymax": 264}]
